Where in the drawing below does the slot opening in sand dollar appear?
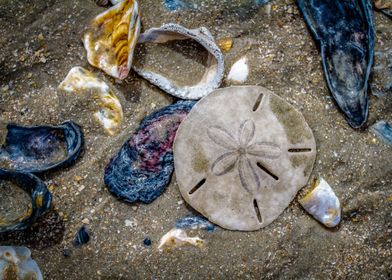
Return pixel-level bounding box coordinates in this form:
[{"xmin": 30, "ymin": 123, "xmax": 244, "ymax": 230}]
[
  {"xmin": 256, "ymin": 162, "xmax": 279, "ymax": 181},
  {"xmin": 189, "ymin": 178, "xmax": 206, "ymax": 195}
]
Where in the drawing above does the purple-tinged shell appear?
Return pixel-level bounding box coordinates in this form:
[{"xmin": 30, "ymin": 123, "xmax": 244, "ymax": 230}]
[
  {"xmin": 104, "ymin": 101, "xmax": 196, "ymax": 203},
  {"xmin": 0, "ymin": 121, "xmax": 84, "ymax": 174}
]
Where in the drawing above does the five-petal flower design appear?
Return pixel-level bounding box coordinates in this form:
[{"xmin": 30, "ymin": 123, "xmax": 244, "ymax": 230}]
[{"xmin": 207, "ymin": 119, "xmax": 281, "ymax": 193}]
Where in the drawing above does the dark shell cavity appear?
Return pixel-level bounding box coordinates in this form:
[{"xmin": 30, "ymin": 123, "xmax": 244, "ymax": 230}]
[
  {"xmin": 297, "ymin": 0, "xmax": 375, "ymax": 128},
  {"xmin": 104, "ymin": 101, "xmax": 196, "ymax": 203},
  {"xmin": 0, "ymin": 169, "xmax": 52, "ymax": 233},
  {"xmin": 74, "ymin": 226, "xmax": 90, "ymax": 247},
  {"xmin": 0, "ymin": 121, "xmax": 84, "ymax": 173}
]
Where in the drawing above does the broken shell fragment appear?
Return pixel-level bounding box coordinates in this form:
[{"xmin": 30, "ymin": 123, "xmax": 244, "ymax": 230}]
[
  {"xmin": 217, "ymin": 38, "xmax": 233, "ymax": 53},
  {"xmin": 176, "ymin": 215, "xmax": 215, "ymax": 231},
  {"xmin": 0, "ymin": 170, "xmax": 52, "ymax": 233},
  {"xmin": 0, "ymin": 121, "xmax": 83, "ymax": 174},
  {"xmin": 299, "ymin": 178, "xmax": 341, "ymax": 228},
  {"xmin": 174, "ymin": 86, "xmax": 316, "ymax": 231},
  {"xmin": 297, "ymin": 0, "xmax": 375, "ymax": 128},
  {"xmin": 374, "ymin": 0, "xmax": 392, "ymax": 17},
  {"xmin": 83, "ymin": 0, "xmax": 141, "ymax": 79},
  {"xmin": 133, "ymin": 23, "xmax": 224, "ymax": 100},
  {"xmin": 158, "ymin": 228, "xmax": 204, "ymax": 250},
  {"xmin": 104, "ymin": 101, "xmax": 196, "ymax": 203},
  {"xmin": 227, "ymin": 56, "xmax": 249, "ymax": 83},
  {"xmin": 0, "ymin": 246, "xmax": 43, "ymax": 280},
  {"xmin": 58, "ymin": 67, "xmax": 124, "ymax": 136},
  {"xmin": 74, "ymin": 226, "xmax": 90, "ymax": 247}
]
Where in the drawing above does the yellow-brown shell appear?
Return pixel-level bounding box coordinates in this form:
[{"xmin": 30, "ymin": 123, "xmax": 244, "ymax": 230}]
[{"xmin": 83, "ymin": 0, "xmax": 141, "ymax": 79}]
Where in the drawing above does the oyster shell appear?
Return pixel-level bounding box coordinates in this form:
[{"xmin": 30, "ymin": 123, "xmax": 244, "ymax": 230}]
[
  {"xmin": 83, "ymin": 0, "xmax": 141, "ymax": 79},
  {"xmin": 104, "ymin": 101, "xmax": 196, "ymax": 203},
  {"xmin": 133, "ymin": 23, "xmax": 224, "ymax": 100},
  {"xmin": 58, "ymin": 67, "xmax": 124, "ymax": 136},
  {"xmin": 297, "ymin": 0, "xmax": 375, "ymax": 128},
  {"xmin": 299, "ymin": 178, "xmax": 341, "ymax": 228},
  {"xmin": 0, "ymin": 246, "xmax": 43, "ymax": 280},
  {"xmin": 174, "ymin": 86, "xmax": 316, "ymax": 231},
  {"xmin": 0, "ymin": 170, "xmax": 52, "ymax": 233},
  {"xmin": 0, "ymin": 121, "xmax": 83, "ymax": 174}
]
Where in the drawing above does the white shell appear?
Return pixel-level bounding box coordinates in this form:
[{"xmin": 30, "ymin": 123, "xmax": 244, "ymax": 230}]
[
  {"xmin": 299, "ymin": 178, "xmax": 341, "ymax": 228},
  {"xmin": 0, "ymin": 246, "xmax": 43, "ymax": 280},
  {"xmin": 58, "ymin": 67, "xmax": 123, "ymax": 135},
  {"xmin": 83, "ymin": 0, "xmax": 141, "ymax": 79},
  {"xmin": 158, "ymin": 228, "xmax": 204, "ymax": 250},
  {"xmin": 133, "ymin": 23, "xmax": 224, "ymax": 100},
  {"xmin": 227, "ymin": 56, "xmax": 249, "ymax": 83}
]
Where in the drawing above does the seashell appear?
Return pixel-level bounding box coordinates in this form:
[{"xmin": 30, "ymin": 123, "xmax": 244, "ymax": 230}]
[
  {"xmin": 0, "ymin": 246, "xmax": 43, "ymax": 280},
  {"xmin": 217, "ymin": 38, "xmax": 233, "ymax": 53},
  {"xmin": 83, "ymin": 0, "xmax": 141, "ymax": 79},
  {"xmin": 297, "ymin": 0, "xmax": 375, "ymax": 128},
  {"xmin": 133, "ymin": 23, "xmax": 224, "ymax": 100},
  {"xmin": 227, "ymin": 56, "xmax": 249, "ymax": 83},
  {"xmin": 0, "ymin": 170, "xmax": 52, "ymax": 233},
  {"xmin": 0, "ymin": 121, "xmax": 83, "ymax": 174},
  {"xmin": 104, "ymin": 100, "xmax": 196, "ymax": 203},
  {"xmin": 158, "ymin": 228, "xmax": 204, "ymax": 250},
  {"xmin": 74, "ymin": 226, "xmax": 90, "ymax": 247},
  {"xmin": 370, "ymin": 120, "xmax": 392, "ymax": 145},
  {"xmin": 373, "ymin": 0, "xmax": 392, "ymax": 17},
  {"xmin": 299, "ymin": 177, "xmax": 341, "ymax": 228},
  {"xmin": 176, "ymin": 215, "xmax": 215, "ymax": 231},
  {"xmin": 58, "ymin": 67, "xmax": 124, "ymax": 136},
  {"xmin": 174, "ymin": 86, "xmax": 316, "ymax": 231}
]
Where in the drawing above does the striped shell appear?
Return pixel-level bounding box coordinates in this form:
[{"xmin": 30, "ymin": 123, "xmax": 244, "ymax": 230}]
[{"xmin": 83, "ymin": 0, "xmax": 141, "ymax": 79}]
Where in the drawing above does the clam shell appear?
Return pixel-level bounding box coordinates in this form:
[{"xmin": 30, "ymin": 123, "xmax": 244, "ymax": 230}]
[
  {"xmin": 0, "ymin": 246, "xmax": 43, "ymax": 280},
  {"xmin": 0, "ymin": 170, "xmax": 52, "ymax": 233},
  {"xmin": 58, "ymin": 67, "xmax": 124, "ymax": 136},
  {"xmin": 299, "ymin": 178, "xmax": 341, "ymax": 228},
  {"xmin": 0, "ymin": 121, "xmax": 83, "ymax": 174},
  {"xmin": 132, "ymin": 23, "xmax": 224, "ymax": 100},
  {"xmin": 83, "ymin": 0, "xmax": 141, "ymax": 79}
]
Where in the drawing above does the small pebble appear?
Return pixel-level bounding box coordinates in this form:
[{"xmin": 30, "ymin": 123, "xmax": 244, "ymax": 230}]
[
  {"xmin": 143, "ymin": 237, "xmax": 152, "ymax": 246},
  {"xmin": 63, "ymin": 249, "xmax": 71, "ymax": 257},
  {"xmin": 82, "ymin": 218, "xmax": 90, "ymax": 224}
]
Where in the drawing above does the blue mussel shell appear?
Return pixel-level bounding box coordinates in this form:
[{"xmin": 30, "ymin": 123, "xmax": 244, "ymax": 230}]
[{"xmin": 297, "ymin": 0, "xmax": 375, "ymax": 128}]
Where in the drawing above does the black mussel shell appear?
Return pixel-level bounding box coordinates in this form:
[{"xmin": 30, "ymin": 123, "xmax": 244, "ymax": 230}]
[
  {"xmin": 0, "ymin": 169, "xmax": 52, "ymax": 232},
  {"xmin": 0, "ymin": 121, "xmax": 84, "ymax": 173},
  {"xmin": 297, "ymin": 0, "xmax": 375, "ymax": 128}
]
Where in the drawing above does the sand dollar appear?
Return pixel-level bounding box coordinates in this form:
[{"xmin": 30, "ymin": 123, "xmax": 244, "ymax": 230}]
[{"xmin": 174, "ymin": 86, "xmax": 317, "ymax": 231}]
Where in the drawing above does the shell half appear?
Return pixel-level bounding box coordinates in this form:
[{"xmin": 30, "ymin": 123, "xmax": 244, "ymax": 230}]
[
  {"xmin": 83, "ymin": 0, "xmax": 141, "ymax": 79},
  {"xmin": 299, "ymin": 177, "xmax": 341, "ymax": 228}
]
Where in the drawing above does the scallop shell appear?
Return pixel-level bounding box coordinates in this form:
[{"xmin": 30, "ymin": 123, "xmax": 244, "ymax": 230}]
[
  {"xmin": 299, "ymin": 178, "xmax": 341, "ymax": 228},
  {"xmin": 0, "ymin": 246, "xmax": 43, "ymax": 280},
  {"xmin": 132, "ymin": 23, "xmax": 224, "ymax": 100},
  {"xmin": 83, "ymin": 0, "xmax": 141, "ymax": 79},
  {"xmin": 58, "ymin": 67, "xmax": 124, "ymax": 136}
]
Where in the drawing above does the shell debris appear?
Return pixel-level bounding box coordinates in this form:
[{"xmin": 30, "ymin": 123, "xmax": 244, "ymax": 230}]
[
  {"xmin": 299, "ymin": 177, "xmax": 341, "ymax": 228},
  {"xmin": 227, "ymin": 57, "xmax": 249, "ymax": 83},
  {"xmin": 158, "ymin": 228, "xmax": 204, "ymax": 251}
]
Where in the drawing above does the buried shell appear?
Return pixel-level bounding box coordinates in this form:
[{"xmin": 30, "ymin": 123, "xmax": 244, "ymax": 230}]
[
  {"xmin": 370, "ymin": 120, "xmax": 392, "ymax": 145},
  {"xmin": 373, "ymin": 0, "xmax": 392, "ymax": 17},
  {"xmin": 58, "ymin": 67, "xmax": 124, "ymax": 136},
  {"xmin": 0, "ymin": 246, "xmax": 43, "ymax": 280},
  {"xmin": 0, "ymin": 170, "xmax": 52, "ymax": 233},
  {"xmin": 176, "ymin": 215, "xmax": 215, "ymax": 232},
  {"xmin": 133, "ymin": 23, "xmax": 224, "ymax": 100},
  {"xmin": 83, "ymin": 0, "xmax": 141, "ymax": 79},
  {"xmin": 74, "ymin": 226, "xmax": 90, "ymax": 247},
  {"xmin": 299, "ymin": 177, "xmax": 341, "ymax": 228},
  {"xmin": 104, "ymin": 101, "xmax": 196, "ymax": 203},
  {"xmin": 297, "ymin": 0, "xmax": 375, "ymax": 128},
  {"xmin": 158, "ymin": 228, "xmax": 204, "ymax": 250},
  {"xmin": 0, "ymin": 121, "xmax": 83, "ymax": 174}
]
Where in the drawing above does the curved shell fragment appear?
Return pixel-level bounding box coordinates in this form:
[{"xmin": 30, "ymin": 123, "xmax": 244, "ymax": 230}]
[
  {"xmin": 299, "ymin": 177, "xmax": 341, "ymax": 228},
  {"xmin": 133, "ymin": 23, "xmax": 224, "ymax": 100},
  {"xmin": 58, "ymin": 67, "xmax": 123, "ymax": 135},
  {"xmin": 158, "ymin": 228, "xmax": 204, "ymax": 250},
  {"xmin": 83, "ymin": 0, "xmax": 141, "ymax": 79}
]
